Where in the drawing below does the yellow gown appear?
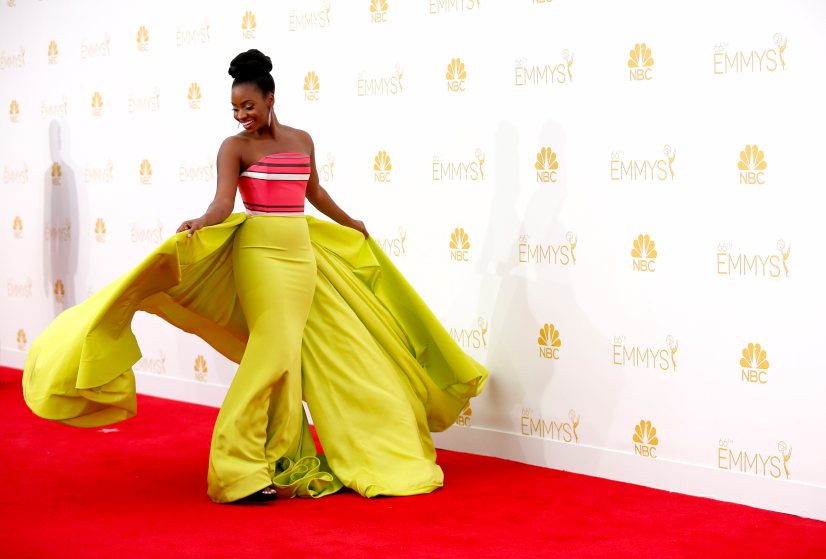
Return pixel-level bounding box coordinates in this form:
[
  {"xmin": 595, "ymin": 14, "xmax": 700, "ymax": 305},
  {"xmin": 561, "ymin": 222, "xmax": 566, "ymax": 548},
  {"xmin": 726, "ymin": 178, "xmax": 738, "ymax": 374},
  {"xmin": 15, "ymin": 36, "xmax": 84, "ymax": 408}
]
[{"xmin": 21, "ymin": 212, "xmax": 488, "ymax": 503}]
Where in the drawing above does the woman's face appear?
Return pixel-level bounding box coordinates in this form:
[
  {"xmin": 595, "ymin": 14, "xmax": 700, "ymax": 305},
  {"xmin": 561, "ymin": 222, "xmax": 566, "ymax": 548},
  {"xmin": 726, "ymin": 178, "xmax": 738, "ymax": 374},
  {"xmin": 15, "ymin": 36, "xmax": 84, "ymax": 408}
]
[{"xmin": 231, "ymin": 84, "xmax": 272, "ymax": 131}]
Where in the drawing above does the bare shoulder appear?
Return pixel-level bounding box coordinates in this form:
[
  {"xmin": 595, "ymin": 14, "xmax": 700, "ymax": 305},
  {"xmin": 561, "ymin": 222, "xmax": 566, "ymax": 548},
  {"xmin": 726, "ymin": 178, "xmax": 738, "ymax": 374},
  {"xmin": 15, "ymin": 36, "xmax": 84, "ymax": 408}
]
[
  {"xmin": 218, "ymin": 135, "xmax": 244, "ymax": 157},
  {"xmin": 282, "ymin": 124, "xmax": 315, "ymax": 152}
]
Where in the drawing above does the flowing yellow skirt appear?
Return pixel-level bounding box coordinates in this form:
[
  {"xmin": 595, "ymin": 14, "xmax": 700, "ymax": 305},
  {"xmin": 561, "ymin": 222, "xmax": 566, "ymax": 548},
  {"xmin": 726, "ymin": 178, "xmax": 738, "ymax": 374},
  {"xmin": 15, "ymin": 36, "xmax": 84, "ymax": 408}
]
[{"xmin": 22, "ymin": 214, "xmax": 488, "ymax": 503}]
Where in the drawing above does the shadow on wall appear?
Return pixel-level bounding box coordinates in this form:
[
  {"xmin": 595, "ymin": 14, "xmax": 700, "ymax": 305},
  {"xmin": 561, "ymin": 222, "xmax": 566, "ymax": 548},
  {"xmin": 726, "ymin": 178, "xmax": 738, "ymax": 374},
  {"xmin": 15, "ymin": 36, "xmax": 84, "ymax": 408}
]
[
  {"xmin": 475, "ymin": 119, "xmax": 609, "ymax": 465},
  {"xmin": 475, "ymin": 120, "xmax": 528, "ymax": 437},
  {"xmin": 43, "ymin": 119, "xmax": 79, "ymax": 314}
]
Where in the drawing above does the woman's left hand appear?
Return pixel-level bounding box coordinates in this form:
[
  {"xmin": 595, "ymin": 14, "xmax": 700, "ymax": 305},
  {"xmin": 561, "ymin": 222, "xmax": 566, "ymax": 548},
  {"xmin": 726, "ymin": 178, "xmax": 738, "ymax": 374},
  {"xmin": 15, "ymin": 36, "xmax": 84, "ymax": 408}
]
[{"xmin": 350, "ymin": 219, "xmax": 369, "ymax": 239}]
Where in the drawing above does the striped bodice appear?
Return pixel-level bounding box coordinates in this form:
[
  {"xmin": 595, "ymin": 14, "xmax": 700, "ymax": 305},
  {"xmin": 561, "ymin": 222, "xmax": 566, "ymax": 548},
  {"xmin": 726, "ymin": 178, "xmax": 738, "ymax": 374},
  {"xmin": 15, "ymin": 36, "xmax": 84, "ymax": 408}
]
[{"xmin": 238, "ymin": 152, "xmax": 310, "ymax": 215}]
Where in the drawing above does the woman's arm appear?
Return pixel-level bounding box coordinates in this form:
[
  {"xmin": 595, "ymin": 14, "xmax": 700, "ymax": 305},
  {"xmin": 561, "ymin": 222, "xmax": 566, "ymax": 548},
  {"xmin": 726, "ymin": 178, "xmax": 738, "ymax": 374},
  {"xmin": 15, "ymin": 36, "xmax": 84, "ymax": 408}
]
[
  {"xmin": 303, "ymin": 132, "xmax": 369, "ymax": 238},
  {"xmin": 176, "ymin": 138, "xmax": 240, "ymax": 237}
]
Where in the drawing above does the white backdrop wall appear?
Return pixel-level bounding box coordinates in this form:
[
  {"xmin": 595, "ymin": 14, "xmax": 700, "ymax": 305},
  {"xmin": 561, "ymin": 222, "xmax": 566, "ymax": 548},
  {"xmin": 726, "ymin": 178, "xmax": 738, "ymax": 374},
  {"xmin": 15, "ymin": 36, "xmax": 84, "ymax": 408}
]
[{"xmin": 2, "ymin": 0, "xmax": 825, "ymax": 520}]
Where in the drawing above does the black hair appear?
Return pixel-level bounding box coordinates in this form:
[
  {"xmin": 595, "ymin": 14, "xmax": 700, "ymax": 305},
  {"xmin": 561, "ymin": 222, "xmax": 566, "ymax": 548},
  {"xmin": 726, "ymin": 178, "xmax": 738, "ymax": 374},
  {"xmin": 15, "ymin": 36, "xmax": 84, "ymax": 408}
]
[{"xmin": 228, "ymin": 49, "xmax": 275, "ymax": 95}]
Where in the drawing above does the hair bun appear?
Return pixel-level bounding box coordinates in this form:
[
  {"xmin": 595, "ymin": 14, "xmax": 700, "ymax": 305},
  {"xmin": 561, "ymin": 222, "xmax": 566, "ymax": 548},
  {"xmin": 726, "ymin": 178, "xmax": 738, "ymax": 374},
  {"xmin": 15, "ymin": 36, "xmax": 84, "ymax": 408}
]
[{"xmin": 228, "ymin": 49, "xmax": 273, "ymax": 80}]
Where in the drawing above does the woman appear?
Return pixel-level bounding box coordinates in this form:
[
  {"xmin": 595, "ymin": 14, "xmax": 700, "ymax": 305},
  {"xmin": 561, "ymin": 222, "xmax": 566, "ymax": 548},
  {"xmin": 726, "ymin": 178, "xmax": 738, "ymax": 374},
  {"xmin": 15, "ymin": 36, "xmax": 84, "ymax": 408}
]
[{"xmin": 22, "ymin": 49, "xmax": 487, "ymax": 505}]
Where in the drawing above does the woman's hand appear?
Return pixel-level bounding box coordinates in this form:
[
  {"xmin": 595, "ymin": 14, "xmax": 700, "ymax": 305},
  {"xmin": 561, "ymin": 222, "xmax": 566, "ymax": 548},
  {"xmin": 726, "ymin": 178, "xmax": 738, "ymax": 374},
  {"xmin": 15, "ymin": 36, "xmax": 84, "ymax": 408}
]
[
  {"xmin": 176, "ymin": 217, "xmax": 208, "ymax": 237},
  {"xmin": 350, "ymin": 219, "xmax": 369, "ymax": 239}
]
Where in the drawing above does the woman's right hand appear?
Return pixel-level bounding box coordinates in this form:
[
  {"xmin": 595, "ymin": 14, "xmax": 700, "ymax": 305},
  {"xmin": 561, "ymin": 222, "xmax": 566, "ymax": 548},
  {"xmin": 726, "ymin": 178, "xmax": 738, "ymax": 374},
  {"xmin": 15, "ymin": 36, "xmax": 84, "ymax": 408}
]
[{"xmin": 176, "ymin": 217, "xmax": 207, "ymax": 237}]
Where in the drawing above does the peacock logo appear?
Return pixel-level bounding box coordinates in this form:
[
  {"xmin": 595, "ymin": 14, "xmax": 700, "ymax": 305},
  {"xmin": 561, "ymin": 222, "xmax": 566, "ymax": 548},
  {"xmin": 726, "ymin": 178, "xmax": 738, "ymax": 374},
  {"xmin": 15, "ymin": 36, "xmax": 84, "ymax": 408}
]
[
  {"xmin": 188, "ymin": 82, "xmax": 201, "ymax": 109},
  {"xmin": 370, "ymin": 0, "xmax": 388, "ymax": 23},
  {"xmin": 449, "ymin": 228, "xmax": 470, "ymax": 250},
  {"xmin": 12, "ymin": 216, "xmax": 23, "ymax": 238},
  {"xmin": 632, "ymin": 234, "xmax": 657, "ymax": 272},
  {"xmin": 535, "ymin": 147, "xmax": 559, "ymax": 183},
  {"xmin": 9, "ymin": 99, "xmax": 20, "ymax": 122},
  {"xmin": 633, "ymin": 420, "xmax": 659, "ymax": 458},
  {"xmin": 738, "ymin": 144, "xmax": 767, "ymax": 185},
  {"xmin": 51, "ymin": 162, "xmax": 62, "ymax": 186},
  {"xmin": 446, "ymin": 58, "xmax": 467, "ymax": 92},
  {"xmin": 136, "ymin": 25, "xmax": 149, "ymax": 51},
  {"xmin": 194, "ymin": 355, "xmax": 208, "ymax": 382},
  {"xmin": 628, "ymin": 42, "xmax": 654, "ymax": 80},
  {"xmin": 538, "ymin": 323, "xmax": 562, "ymax": 359},
  {"xmin": 242, "ymin": 11, "xmax": 257, "ymax": 39},
  {"xmin": 740, "ymin": 342, "xmax": 769, "ymax": 384},
  {"xmin": 94, "ymin": 218, "xmax": 106, "ymax": 242},
  {"xmin": 449, "ymin": 227, "xmax": 470, "ymax": 262},
  {"xmin": 140, "ymin": 159, "xmax": 152, "ymax": 184},
  {"xmin": 17, "ymin": 329, "xmax": 27, "ymax": 351},
  {"xmin": 304, "ymin": 71, "xmax": 320, "ymax": 101},
  {"xmin": 54, "ymin": 279, "xmax": 65, "ymax": 303},
  {"xmin": 373, "ymin": 150, "xmax": 391, "ymax": 182},
  {"xmin": 47, "ymin": 40, "xmax": 58, "ymax": 64},
  {"xmin": 91, "ymin": 91, "xmax": 103, "ymax": 116}
]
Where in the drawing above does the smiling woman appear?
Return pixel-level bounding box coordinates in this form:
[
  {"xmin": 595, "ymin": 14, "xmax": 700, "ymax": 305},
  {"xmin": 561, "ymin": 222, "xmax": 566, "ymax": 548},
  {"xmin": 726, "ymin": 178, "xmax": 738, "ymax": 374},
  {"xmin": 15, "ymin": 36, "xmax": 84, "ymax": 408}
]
[{"xmin": 22, "ymin": 48, "xmax": 488, "ymax": 506}]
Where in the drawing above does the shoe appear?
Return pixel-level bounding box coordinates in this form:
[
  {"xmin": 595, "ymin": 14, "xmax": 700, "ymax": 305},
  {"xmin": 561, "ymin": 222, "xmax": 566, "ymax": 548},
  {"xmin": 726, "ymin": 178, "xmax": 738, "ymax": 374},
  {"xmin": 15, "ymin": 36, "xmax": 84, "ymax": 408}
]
[{"xmin": 240, "ymin": 484, "xmax": 278, "ymax": 502}]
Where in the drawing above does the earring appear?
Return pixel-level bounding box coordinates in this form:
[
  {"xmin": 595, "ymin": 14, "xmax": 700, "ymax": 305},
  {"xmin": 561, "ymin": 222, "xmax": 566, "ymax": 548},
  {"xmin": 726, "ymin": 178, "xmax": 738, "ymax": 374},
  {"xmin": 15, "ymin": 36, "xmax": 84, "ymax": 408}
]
[
  {"xmin": 237, "ymin": 121, "xmax": 241, "ymax": 128},
  {"xmin": 267, "ymin": 110, "xmax": 272, "ymax": 127}
]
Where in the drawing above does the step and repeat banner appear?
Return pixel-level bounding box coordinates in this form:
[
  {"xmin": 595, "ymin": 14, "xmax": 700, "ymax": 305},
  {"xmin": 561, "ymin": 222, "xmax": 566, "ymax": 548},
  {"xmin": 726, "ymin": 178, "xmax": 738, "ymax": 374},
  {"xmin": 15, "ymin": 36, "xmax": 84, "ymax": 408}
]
[{"xmin": 2, "ymin": 0, "xmax": 824, "ymax": 519}]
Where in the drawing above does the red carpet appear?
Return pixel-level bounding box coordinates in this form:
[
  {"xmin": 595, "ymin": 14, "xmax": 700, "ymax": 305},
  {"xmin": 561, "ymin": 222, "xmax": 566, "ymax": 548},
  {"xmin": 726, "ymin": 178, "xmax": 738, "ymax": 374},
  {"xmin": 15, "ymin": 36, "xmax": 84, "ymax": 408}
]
[{"xmin": 1, "ymin": 366, "xmax": 824, "ymax": 559}]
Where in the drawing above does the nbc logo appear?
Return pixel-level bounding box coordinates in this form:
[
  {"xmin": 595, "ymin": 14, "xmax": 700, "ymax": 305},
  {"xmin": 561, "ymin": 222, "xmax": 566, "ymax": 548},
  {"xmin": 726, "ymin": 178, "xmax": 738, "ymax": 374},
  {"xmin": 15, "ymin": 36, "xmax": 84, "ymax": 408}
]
[
  {"xmin": 51, "ymin": 162, "xmax": 62, "ymax": 186},
  {"xmin": 370, "ymin": 0, "xmax": 388, "ymax": 23},
  {"xmin": 537, "ymin": 323, "xmax": 562, "ymax": 360},
  {"xmin": 456, "ymin": 402, "xmax": 472, "ymax": 427},
  {"xmin": 54, "ymin": 279, "xmax": 65, "ymax": 304},
  {"xmin": 94, "ymin": 218, "xmax": 106, "ymax": 242},
  {"xmin": 194, "ymin": 354, "xmax": 208, "ymax": 382},
  {"xmin": 373, "ymin": 150, "xmax": 391, "ymax": 182},
  {"xmin": 738, "ymin": 144, "xmax": 767, "ymax": 185},
  {"xmin": 17, "ymin": 328, "xmax": 27, "ymax": 351},
  {"xmin": 633, "ymin": 420, "xmax": 659, "ymax": 458},
  {"xmin": 91, "ymin": 92, "xmax": 103, "ymax": 116},
  {"xmin": 188, "ymin": 83, "xmax": 201, "ymax": 109},
  {"xmin": 446, "ymin": 58, "xmax": 466, "ymax": 92},
  {"xmin": 242, "ymin": 11, "xmax": 256, "ymax": 39},
  {"xmin": 631, "ymin": 234, "xmax": 657, "ymax": 272},
  {"xmin": 740, "ymin": 342, "xmax": 769, "ymax": 384},
  {"xmin": 628, "ymin": 43, "xmax": 654, "ymax": 81},
  {"xmin": 140, "ymin": 159, "xmax": 152, "ymax": 185},
  {"xmin": 9, "ymin": 99, "xmax": 20, "ymax": 122},
  {"xmin": 136, "ymin": 26, "xmax": 149, "ymax": 51},
  {"xmin": 449, "ymin": 227, "xmax": 470, "ymax": 261},
  {"xmin": 12, "ymin": 216, "xmax": 23, "ymax": 239},
  {"xmin": 535, "ymin": 147, "xmax": 559, "ymax": 183},
  {"xmin": 47, "ymin": 40, "xmax": 58, "ymax": 64},
  {"xmin": 304, "ymin": 71, "xmax": 320, "ymax": 101}
]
